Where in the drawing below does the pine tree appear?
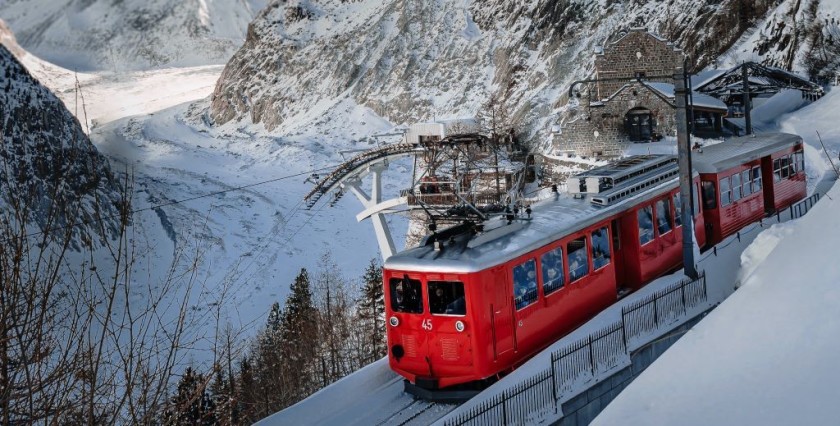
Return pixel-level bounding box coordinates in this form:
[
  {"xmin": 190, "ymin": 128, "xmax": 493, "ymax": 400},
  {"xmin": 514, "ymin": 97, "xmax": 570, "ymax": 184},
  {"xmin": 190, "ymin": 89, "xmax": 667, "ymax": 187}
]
[
  {"xmin": 166, "ymin": 366, "xmax": 215, "ymax": 425},
  {"xmin": 279, "ymin": 268, "xmax": 318, "ymax": 400},
  {"xmin": 356, "ymin": 258, "xmax": 386, "ymax": 365}
]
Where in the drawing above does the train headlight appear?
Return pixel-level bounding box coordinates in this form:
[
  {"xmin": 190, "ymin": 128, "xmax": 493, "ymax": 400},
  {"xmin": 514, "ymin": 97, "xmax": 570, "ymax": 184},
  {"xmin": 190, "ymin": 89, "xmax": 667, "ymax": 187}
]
[
  {"xmin": 389, "ymin": 316, "xmax": 399, "ymax": 327},
  {"xmin": 455, "ymin": 321, "xmax": 465, "ymax": 332}
]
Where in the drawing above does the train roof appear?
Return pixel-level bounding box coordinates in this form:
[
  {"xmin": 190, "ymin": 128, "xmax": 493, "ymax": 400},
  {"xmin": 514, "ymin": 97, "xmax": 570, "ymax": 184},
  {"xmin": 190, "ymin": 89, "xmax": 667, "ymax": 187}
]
[
  {"xmin": 386, "ymin": 165, "xmax": 682, "ymax": 274},
  {"xmin": 692, "ymin": 133, "xmax": 802, "ymax": 174}
]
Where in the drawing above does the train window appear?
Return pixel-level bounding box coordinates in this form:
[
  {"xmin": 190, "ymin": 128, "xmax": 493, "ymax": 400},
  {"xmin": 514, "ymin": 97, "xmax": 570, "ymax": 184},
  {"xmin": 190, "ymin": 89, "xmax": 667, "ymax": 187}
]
[
  {"xmin": 540, "ymin": 248, "xmax": 565, "ymax": 295},
  {"xmin": 390, "ymin": 276, "xmax": 423, "ymax": 314},
  {"xmin": 637, "ymin": 206, "xmax": 654, "ymax": 245},
  {"xmin": 787, "ymin": 154, "xmax": 796, "ymax": 176},
  {"xmin": 591, "ymin": 227, "xmax": 611, "ymax": 270},
  {"xmin": 673, "ymin": 193, "xmax": 682, "ymax": 227},
  {"xmin": 794, "ymin": 151, "xmax": 804, "ymax": 174},
  {"xmin": 428, "ymin": 281, "xmax": 466, "ymax": 316},
  {"xmin": 752, "ymin": 167, "xmax": 762, "ymax": 190},
  {"xmin": 731, "ymin": 172, "xmax": 742, "ymax": 201},
  {"xmin": 742, "ymin": 170, "xmax": 752, "ymax": 196},
  {"xmin": 656, "ymin": 198, "xmax": 673, "ymax": 235},
  {"xmin": 513, "ymin": 259, "xmax": 538, "ymax": 310},
  {"xmin": 773, "ymin": 158, "xmax": 782, "ymax": 182},
  {"xmin": 701, "ymin": 181, "xmax": 717, "ymax": 210},
  {"xmin": 719, "ymin": 177, "xmax": 731, "ymax": 206},
  {"xmin": 567, "ymin": 237, "xmax": 589, "ymax": 282},
  {"xmin": 693, "ymin": 183, "xmax": 701, "ymax": 215}
]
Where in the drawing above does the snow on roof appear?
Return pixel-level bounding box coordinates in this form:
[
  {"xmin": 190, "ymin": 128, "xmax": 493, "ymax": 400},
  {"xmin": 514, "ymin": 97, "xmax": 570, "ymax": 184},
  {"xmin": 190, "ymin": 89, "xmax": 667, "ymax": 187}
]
[
  {"xmin": 386, "ymin": 171, "xmax": 680, "ymax": 273},
  {"xmin": 644, "ymin": 81, "xmax": 728, "ymax": 111},
  {"xmin": 691, "ymin": 69, "xmax": 725, "ymax": 89},
  {"xmin": 692, "ymin": 133, "xmax": 801, "ymax": 173},
  {"xmin": 593, "ymin": 178, "xmax": 840, "ymax": 426}
]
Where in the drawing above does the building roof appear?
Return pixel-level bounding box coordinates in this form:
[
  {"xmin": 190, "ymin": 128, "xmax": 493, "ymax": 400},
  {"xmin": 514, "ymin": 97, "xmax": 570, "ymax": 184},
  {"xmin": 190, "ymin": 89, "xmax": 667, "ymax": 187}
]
[
  {"xmin": 692, "ymin": 133, "xmax": 802, "ymax": 174},
  {"xmin": 644, "ymin": 82, "xmax": 728, "ymax": 111}
]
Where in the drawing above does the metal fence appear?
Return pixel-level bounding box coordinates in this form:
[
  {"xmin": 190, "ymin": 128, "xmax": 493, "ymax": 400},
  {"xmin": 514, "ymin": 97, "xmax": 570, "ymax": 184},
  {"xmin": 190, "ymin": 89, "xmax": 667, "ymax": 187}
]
[
  {"xmin": 444, "ymin": 274, "xmax": 707, "ymax": 426},
  {"xmin": 621, "ymin": 273, "xmax": 707, "ymax": 348},
  {"xmin": 789, "ymin": 193, "xmax": 820, "ymax": 220}
]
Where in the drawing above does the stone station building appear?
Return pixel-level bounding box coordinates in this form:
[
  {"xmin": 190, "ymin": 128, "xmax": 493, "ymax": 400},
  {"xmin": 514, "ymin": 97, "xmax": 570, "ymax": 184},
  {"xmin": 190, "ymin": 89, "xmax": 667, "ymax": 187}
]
[{"xmin": 554, "ymin": 29, "xmax": 728, "ymax": 156}]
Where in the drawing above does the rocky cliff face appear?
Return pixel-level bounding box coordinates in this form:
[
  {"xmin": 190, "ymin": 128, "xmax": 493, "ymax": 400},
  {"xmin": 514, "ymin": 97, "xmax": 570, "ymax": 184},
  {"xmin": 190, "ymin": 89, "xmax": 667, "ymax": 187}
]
[
  {"xmin": 208, "ymin": 0, "xmax": 827, "ymax": 146},
  {"xmin": 0, "ymin": 0, "xmax": 266, "ymax": 71},
  {"xmin": 0, "ymin": 44, "xmax": 120, "ymax": 245}
]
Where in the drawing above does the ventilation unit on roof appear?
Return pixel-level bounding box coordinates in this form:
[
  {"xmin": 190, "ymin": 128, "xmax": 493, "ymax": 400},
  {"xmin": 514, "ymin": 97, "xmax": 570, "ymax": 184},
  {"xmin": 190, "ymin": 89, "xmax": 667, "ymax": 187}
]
[
  {"xmin": 590, "ymin": 162, "xmax": 680, "ymax": 206},
  {"xmin": 567, "ymin": 155, "xmax": 677, "ymax": 196}
]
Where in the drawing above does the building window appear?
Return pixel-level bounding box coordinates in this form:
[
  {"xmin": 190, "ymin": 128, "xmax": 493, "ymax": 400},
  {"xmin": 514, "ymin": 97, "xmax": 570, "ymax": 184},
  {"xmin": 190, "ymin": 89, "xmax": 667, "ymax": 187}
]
[
  {"xmin": 638, "ymin": 206, "xmax": 654, "ymax": 245},
  {"xmin": 428, "ymin": 281, "xmax": 466, "ymax": 316},
  {"xmin": 567, "ymin": 237, "xmax": 589, "ymax": 282},
  {"xmin": 390, "ymin": 276, "xmax": 423, "ymax": 314},
  {"xmin": 591, "ymin": 227, "xmax": 611, "ymax": 270},
  {"xmin": 513, "ymin": 259, "xmax": 538, "ymax": 310},
  {"xmin": 541, "ymin": 248, "xmax": 564, "ymax": 295},
  {"xmin": 625, "ymin": 108, "xmax": 653, "ymax": 141},
  {"xmin": 720, "ymin": 177, "xmax": 731, "ymax": 206}
]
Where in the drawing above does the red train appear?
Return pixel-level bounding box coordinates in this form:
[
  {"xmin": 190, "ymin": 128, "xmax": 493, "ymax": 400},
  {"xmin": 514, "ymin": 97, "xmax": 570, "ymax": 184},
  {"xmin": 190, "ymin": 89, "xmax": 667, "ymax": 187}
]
[{"xmin": 383, "ymin": 133, "xmax": 806, "ymax": 399}]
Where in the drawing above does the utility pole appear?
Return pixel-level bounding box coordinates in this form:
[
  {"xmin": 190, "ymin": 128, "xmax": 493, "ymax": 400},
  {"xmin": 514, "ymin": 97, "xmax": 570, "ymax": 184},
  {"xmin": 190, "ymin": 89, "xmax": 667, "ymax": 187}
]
[
  {"xmin": 674, "ymin": 65, "xmax": 699, "ymax": 280},
  {"xmin": 742, "ymin": 63, "xmax": 752, "ymax": 135}
]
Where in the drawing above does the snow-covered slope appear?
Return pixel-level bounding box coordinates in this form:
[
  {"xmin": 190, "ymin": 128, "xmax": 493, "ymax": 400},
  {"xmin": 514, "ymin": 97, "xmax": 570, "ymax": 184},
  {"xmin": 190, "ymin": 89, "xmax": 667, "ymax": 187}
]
[
  {"xmin": 0, "ymin": 0, "xmax": 266, "ymax": 71},
  {"xmin": 209, "ymin": 0, "xmax": 794, "ymax": 145}
]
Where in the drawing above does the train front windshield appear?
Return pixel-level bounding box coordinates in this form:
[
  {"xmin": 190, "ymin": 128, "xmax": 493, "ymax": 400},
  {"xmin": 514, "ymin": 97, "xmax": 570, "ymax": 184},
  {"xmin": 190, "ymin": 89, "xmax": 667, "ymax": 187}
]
[
  {"xmin": 389, "ymin": 276, "xmax": 466, "ymax": 316},
  {"xmin": 390, "ymin": 276, "xmax": 423, "ymax": 313}
]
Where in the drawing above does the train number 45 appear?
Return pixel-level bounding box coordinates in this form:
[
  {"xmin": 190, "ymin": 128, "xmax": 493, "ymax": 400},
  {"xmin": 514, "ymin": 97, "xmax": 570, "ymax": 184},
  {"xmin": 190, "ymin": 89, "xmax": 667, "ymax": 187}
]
[{"xmin": 421, "ymin": 319, "xmax": 433, "ymax": 331}]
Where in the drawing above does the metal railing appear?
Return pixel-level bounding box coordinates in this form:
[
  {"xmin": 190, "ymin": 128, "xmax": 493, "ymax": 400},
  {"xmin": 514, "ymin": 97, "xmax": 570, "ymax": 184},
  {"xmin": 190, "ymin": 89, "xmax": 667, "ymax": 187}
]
[
  {"xmin": 622, "ymin": 273, "xmax": 707, "ymax": 348},
  {"xmin": 444, "ymin": 274, "xmax": 707, "ymax": 426},
  {"xmin": 789, "ymin": 193, "xmax": 820, "ymax": 220}
]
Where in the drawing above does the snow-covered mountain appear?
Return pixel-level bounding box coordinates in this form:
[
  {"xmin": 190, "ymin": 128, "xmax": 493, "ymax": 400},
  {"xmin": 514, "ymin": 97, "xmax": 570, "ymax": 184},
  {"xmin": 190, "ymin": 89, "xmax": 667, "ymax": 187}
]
[
  {"xmin": 0, "ymin": 0, "xmax": 266, "ymax": 71},
  {"xmin": 0, "ymin": 43, "xmax": 120, "ymax": 245},
  {"xmin": 209, "ymin": 0, "xmax": 828, "ymax": 146}
]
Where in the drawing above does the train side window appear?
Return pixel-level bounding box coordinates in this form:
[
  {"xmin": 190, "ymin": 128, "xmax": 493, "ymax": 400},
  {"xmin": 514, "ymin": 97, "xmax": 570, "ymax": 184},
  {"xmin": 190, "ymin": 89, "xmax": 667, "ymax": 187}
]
[
  {"xmin": 540, "ymin": 248, "xmax": 564, "ymax": 295},
  {"xmin": 773, "ymin": 158, "xmax": 782, "ymax": 182},
  {"xmin": 794, "ymin": 151, "xmax": 804, "ymax": 174},
  {"xmin": 591, "ymin": 227, "xmax": 611, "ymax": 270},
  {"xmin": 390, "ymin": 276, "xmax": 423, "ymax": 314},
  {"xmin": 752, "ymin": 167, "xmax": 762, "ymax": 190},
  {"xmin": 567, "ymin": 237, "xmax": 589, "ymax": 282},
  {"xmin": 693, "ymin": 182, "xmax": 701, "ymax": 215},
  {"xmin": 673, "ymin": 193, "xmax": 682, "ymax": 227},
  {"xmin": 742, "ymin": 170, "xmax": 752, "ymax": 196},
  {"xmin": 701, "ymin": 181, "xmax": 717, "ymax": 210},
  {"xmin": 428, "ymin": 281, "xmax": 466, "ymax": 316},
  {"xmin": 656, "ymin": 198, "xmax": 673, "ymax": 235},
  {"xmin": 637, "ymin": 206, "xmax": 654, "ymax": 245},
  {"xmin": 731, "ymin": 172, "xmax": 742, "ymax": 201},
  {"xmin": 719, "ymin": 177, "xmax": 731, "ymax": 206},
  {"xmin": 786, "ymin": 154, "xmax": 796, "ymax": 176},
  {"xmin": 513, "ymin": 259, "xmax": 538, "ymax": 310}
]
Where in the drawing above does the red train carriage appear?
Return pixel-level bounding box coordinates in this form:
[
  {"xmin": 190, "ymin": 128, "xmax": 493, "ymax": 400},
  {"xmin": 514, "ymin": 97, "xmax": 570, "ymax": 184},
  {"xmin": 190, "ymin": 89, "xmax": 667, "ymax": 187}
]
[
  {"xmin": 695, "ymin": 133, "xmax": 806, "ymax": 246},
  {"xmin": 383, "ymin": 133, "xmax": 807, "ymax": 399},
  {"xmin": 384, "ymin": 155, "xmax": 700, "ymax": 397}
]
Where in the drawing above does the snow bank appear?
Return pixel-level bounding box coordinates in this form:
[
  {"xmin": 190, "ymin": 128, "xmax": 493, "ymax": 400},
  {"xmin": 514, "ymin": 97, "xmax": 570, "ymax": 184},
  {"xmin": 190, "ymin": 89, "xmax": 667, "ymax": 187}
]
[{"xmin": 594, "ymin": 178, "xmax": 840, "ymax": 425}]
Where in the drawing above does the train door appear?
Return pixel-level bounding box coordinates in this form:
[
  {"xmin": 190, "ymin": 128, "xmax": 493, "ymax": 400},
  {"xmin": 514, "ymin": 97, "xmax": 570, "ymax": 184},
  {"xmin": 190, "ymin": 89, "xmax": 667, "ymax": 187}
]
[
  {"xmin": 761, "ymin": 156, "xmax": 776, "ymax": 214},
  {"xmin": 490, "ymin": 266, "xmax": 514, "ymax": 359},
  {"xmin": 610, "ymin": 219, "xmax": 627, "ymax": 295}
]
